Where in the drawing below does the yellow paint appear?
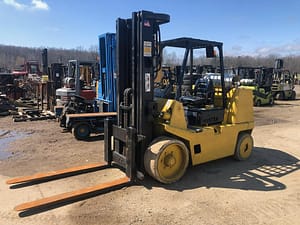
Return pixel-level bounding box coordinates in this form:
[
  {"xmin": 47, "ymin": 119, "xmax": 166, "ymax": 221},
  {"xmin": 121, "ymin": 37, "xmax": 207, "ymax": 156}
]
[
  {"xmin": 163, "ymin": 122, "xmax": 253, "ymax": 165},
  {"xmin": 225, "ymin": 88, "xmax": 254, "ymax": 124},
  {"xmin": 157, "ymin": 142, "xmax": 186, "ymax": 180},
  {"xmin": 237, "ymin": 135, "xmax": 253, "ymax": 159},
  {"xmin": 156, "ymin": 87, "xmax": 254, "ymax": 166},
  {"xmin": 154, "ymin": 69, "xmax": 163, "ymax": 83},
  {"xmin": 79, "ymin": 65, "xmax": 92, "ymax": 85},
  {"xmin": 214, "ymin": 87, "xmax": 223, "ymax": 107},
  {"xmin": 96, "ymin": 80, "xmax": 98, "ymax": 99},
  {"xmin": 159, "ymin": 99, "xmax": 187, "ymax": 129}
]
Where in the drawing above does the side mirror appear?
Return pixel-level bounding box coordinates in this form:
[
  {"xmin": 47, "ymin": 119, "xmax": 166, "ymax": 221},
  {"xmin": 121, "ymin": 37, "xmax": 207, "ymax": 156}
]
[{"xmin": 206, "ymin": 46, "xmax": 216, "ymax": 58}]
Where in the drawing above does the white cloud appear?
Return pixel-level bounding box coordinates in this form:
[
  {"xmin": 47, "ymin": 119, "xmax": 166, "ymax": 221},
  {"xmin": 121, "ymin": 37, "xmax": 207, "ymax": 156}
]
[
  {"xmin": 31, "ymin": 0, "xmax": 48, "ymax": 10},
  {"xmin": 2, "ymin": 0, "xmax": 49, "ymax": 11},
  {"xmin": 3, "ymin": 0, "xmax": 26, "ymax": 10},
  {"xmin": 255, "ymin": 40, "xmax": 300, "ymax": 57},
  {"xmin": 226, "ymin": 40, "xmax": 300, "ymax": 57}
]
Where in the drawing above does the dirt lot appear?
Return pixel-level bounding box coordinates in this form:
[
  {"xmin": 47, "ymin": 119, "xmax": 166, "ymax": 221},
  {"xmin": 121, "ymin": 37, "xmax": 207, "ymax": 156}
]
[{"xmin": 1, "ymin": 86, "xmax": 300, "ymax": 225}]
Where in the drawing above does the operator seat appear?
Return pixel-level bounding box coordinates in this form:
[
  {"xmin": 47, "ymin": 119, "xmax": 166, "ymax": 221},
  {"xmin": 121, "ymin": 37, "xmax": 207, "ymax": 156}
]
[
  {"xmin": 194, "ymin": 78, "xmax": 214, "ymax": 104},
  {"xmin": 180, "ymin": 77, "xmax": 214, "ymax": 107}
]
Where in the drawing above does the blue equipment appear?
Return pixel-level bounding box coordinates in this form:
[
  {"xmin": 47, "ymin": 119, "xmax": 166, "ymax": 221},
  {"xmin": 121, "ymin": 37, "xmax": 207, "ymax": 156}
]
[{"xmin": 97, "ymin": 33, "xmax": 117, "ymax": 112}]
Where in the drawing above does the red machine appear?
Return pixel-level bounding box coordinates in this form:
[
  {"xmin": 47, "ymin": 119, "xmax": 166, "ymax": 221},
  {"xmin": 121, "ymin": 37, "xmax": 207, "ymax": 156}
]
[
  {"xmin": 12, "ymin": 60, "xmax": 42, "ymax": 81},
  {"xmin": 56, "ymin": 60, "xmax": 97, "ymax": 106}
]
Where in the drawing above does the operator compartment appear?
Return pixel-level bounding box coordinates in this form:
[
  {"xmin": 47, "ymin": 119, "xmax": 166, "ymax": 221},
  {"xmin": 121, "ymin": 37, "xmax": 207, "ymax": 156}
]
[
  {"xmin": 180, "ymin": 74, "xmax": 226, "ymax": 126},
  {"xmin": 157, "ymin": 38, "xmax": 230, "ymax": 128}
]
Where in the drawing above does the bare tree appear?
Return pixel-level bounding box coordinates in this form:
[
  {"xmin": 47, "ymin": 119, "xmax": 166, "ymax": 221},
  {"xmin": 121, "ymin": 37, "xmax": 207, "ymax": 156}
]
[
  {"xmin": 0, "ymin": 44, "xmax": 99, "ymax": 70},
  {"xmin": 1, "ymin": 43, "xmax": 300, "ymax": 73}
]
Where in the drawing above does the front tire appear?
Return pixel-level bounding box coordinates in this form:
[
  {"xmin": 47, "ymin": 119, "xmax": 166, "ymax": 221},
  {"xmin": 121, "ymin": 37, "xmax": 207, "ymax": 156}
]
[
  {"xmin": 234, "ymin": 133, "xmax": 254, "ymax": 161},
  {"xmin": 144, "ymin": 137, "xmax": 189, "ymax": 184},
  {"xmin": 278, "ymin": 92, "xmax": 285, "ymax": 100},
  {"xmin": 291, "ymin": 91, "xmax": 296, "ymax": 100},
  {"xmin": 269, "ymin": 96, "xmax": 274, "ymax": 105},
  {"xmin": 256, "ymin": 99, "xmax": 261, "ymax": 107},
  {"xmin": 72, "ymin": 123, "xmax": 91, "ymax": 140}
]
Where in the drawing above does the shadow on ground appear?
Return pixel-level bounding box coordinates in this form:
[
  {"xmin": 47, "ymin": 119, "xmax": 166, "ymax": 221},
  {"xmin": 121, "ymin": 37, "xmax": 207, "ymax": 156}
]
[
  {"xmin": 274, "ymin": 99, "xmax": 300, "ymax": 107},
  {"xmin": 143, "ymin": 147, "xmax": 299, "ymax": 192},
  {"xmin": 15, "ymin": 146, "xmax": 300, "ymax": 216}
]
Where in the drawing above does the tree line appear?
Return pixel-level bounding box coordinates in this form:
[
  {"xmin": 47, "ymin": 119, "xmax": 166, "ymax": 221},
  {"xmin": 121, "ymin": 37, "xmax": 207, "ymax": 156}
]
[
  {"xmin": 1, "ymin": 44, "xmax": 300, "ymax": 74},
  {"xmin": 163, "ymin": 51, "xmax": 300, "ymax": 74},
  {"xmin": 0, "ymin": 44, "xmax": 98, "ymax": 71},
  {"xmin": 224, "ymin": 55, "xmax": 300, "ymax": 73}
]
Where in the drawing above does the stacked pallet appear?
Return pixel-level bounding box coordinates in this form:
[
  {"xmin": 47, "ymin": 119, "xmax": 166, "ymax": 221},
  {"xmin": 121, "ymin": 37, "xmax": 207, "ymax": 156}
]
[{"xmin": 12, "ymin": 109, "xmax": 55, "ymax": 122}]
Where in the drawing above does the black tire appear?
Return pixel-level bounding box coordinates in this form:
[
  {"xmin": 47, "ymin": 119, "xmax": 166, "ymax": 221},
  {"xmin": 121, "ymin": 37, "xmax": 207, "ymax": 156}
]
[
  {"xmin": 269, "ymin": 97, "xmax": 274, "ymax": 105},
  {"xmin": 291, "ymin": 91, "xmax": 296, "ymax": 100},
  {"xmin": 234, "ymin": 133, "xmax": 254, "ymax": 161},
  {"xmin": 278, "ymin": 92, "xmax": 285, "ymax": 100},
  {"xmin": 72, "ymin": 123, "xmax": 91, "ymax": 140},
  {"xmin": 256, "ymin": 99, "xmax": 261, "ymax": 107},
  {"xmin": 253, "ymin": 96, "xmax": 257, "ymax": 106}
]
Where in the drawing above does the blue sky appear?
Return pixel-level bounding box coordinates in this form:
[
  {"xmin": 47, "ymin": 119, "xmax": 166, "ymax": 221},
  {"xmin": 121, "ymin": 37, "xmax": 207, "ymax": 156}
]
[{"xmin": 0, "ymin": 0, "xmax": 300, "ymax": 56}]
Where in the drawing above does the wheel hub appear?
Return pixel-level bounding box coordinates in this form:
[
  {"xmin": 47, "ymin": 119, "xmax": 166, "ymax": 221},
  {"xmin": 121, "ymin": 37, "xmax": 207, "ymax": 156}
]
[
  {"xmin": 79, "ymin": 128, "xmax": 85, "ymax": 133},
  {"xmin": 164, "ymin": 153, "xmax": 176, "ymax": 168}
]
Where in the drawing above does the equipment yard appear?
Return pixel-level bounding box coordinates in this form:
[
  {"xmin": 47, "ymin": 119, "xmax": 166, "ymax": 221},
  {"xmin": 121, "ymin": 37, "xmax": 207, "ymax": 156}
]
[{"xmin": 0, "ymin": 85, "xmax": 299, "ymax": 225}]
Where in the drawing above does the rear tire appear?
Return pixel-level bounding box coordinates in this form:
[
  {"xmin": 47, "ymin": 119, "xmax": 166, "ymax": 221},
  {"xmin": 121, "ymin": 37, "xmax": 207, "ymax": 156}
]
[
  {"xmin": 278, "ymin": 92, "xmax": 285, "ymax": 100},
  {"xmin": 144, "ymin": 137, "xmax": 189, "ymax": 184},
  {"xmin": 72, "ymin": 123, "xmax": 91, "ymax": 140},
  {"xmin": 269, "ymin": 97, "xmax": 274, "ymax": 105},
  {"xmin": 256, "ymin": 99, "xmax": 261, "ymax": 107},
  {"xmin": 234, "ymin": 133, "xmax": 253, "ymax": 161},
  {"xmin": 291, "ymin": 91, "xmax": 296, "ymax": 100}
]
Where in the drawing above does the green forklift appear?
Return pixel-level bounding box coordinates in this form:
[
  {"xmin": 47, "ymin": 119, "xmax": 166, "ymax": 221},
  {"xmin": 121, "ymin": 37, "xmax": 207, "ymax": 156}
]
[{"xmin": 237, "ymin": 67, "xmax": 274, "ymax": 106}]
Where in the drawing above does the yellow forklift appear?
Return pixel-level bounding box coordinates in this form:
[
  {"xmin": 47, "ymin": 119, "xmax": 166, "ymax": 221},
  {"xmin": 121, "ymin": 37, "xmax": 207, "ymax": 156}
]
[
  {"xmin": 6, "ymin": 10, "xmax": 254, "ymax": 212},
  {"xmin": 106, "ymin": 19, "xmax": 254, "ymax": 183}
]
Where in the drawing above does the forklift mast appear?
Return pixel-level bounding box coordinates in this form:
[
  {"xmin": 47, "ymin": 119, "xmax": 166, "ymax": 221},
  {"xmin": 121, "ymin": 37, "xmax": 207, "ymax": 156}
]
[
  {"xmin": 117, "ymin": 11, "xmax": 169, "ymax": 135},
  {"xmin": 105, "ymin": 11, "xmax": 170, "ymax": 179}
]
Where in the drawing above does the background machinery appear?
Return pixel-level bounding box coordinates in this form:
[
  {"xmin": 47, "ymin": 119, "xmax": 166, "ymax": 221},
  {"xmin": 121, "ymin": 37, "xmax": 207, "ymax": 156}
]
[
  {"xmin": 97, "ymin": 33, "xmax": 117, "ymax": 112},
  {"xmin": 49, "ymin": 62, "xmax": 66, "ymax": 91},
  {"xmin": 1, "ymin": 49, "xmax": 61, "ymax": 109},
  {"xmin": 55, "ymin": 59, "xmax": 98, "ymax": 107},
  {"xmin": 12, "ymin": 60, "xmax": 42, "ymax": 81},
  {"xmin": 237, "ymin": 66, "xmax": 274, "ymax": 106},
  {"xmin": 56, "ymin": 60, "xmax": 98, "ymax": 132},
  {"xmin": 6, "ymin": 10, "xmax": 254, "ymax": 212},
  {"xmin": 58, "ymin": 33, "xmax": 117, "ymax": 140},
  {"xmin": 8, "ymin": 60, "xmax": 43, "ymax": 100},
  {"xmin": 271, "ymin": 59, "xmax": 296, "ymax": 100}
]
